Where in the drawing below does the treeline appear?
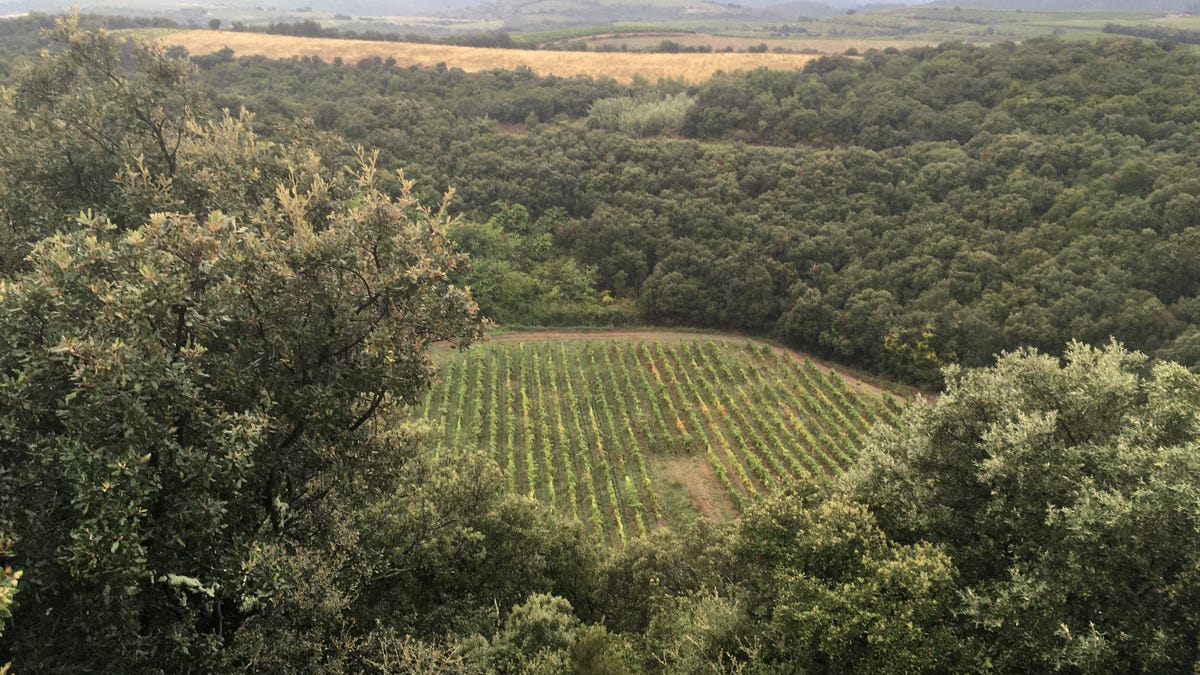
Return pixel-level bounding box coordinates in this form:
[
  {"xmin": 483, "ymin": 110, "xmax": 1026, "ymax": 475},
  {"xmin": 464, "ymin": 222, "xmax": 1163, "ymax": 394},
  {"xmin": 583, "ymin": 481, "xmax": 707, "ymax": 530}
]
[
  {"xmin": 1103, "ymin": 22, "xmax": 1200, "ymax": 45},
  {"xmin": 228, "ymin": 19, "xmax": 526, "ymax": 49},
  {"xmin": 652, "ymin": 40, "xmax": 812, "ymax": 54},
  {"xmin": 0, "ymin": 13, "xmax": 179, "ymax": 75},
  {"xmin": 191, "ymin": 36, "xmax": 1200, "ymax": 385},
  {"xmin": 219, "ymin": 20, "xmax": 800, "ymax": 54}
]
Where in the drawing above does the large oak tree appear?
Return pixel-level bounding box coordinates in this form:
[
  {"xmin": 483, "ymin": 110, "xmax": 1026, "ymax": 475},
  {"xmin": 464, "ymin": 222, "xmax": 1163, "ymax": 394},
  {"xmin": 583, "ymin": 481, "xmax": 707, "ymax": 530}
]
[{"xmin": 0, "ymin": 17, "xmax": 484, "ymax": 671}]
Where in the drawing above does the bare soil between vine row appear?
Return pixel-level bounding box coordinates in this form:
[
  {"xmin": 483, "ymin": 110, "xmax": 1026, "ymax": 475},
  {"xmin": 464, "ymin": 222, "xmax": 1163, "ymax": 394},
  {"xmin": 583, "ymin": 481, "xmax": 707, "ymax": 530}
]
[{"xmin": 475, "ymin": 328, "xmax": 904, "ymax": 521}]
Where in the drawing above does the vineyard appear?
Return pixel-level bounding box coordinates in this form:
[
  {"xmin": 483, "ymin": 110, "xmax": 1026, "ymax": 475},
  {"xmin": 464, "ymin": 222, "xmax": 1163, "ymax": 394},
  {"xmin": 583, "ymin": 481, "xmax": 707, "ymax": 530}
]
[{"xmin": 411, "ymin": 337, "xmax": 904, "ymax": 544}]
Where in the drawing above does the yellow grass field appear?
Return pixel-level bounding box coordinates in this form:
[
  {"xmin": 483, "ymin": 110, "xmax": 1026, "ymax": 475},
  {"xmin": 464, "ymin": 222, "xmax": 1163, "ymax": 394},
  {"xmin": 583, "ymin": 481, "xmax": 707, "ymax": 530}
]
[{"xmin": 160, "ymin": 30, "xmax": 822, "ymax": 83}]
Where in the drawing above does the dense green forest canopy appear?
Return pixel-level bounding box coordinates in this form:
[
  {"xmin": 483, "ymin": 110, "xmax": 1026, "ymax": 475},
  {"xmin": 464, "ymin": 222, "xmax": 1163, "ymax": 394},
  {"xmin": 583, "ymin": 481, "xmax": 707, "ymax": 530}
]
[
  {"xmin": 134, "ymin": 34, "xmax": 1200, "ymax": 386},
  {"xmin": 1, "ymin": 16, "xmax": 1199, "ymax": 673}
]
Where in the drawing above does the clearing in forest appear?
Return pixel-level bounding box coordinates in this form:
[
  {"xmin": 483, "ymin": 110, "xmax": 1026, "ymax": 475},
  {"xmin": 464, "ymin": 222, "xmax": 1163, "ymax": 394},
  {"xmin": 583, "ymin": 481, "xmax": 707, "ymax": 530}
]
[
  {"xmin": 408, "ymin": 336, "xmax": 904, "ymax": 545},
  {"xmin": 159, "ymin": 30, "xmax": 822, "ymax": 83}
]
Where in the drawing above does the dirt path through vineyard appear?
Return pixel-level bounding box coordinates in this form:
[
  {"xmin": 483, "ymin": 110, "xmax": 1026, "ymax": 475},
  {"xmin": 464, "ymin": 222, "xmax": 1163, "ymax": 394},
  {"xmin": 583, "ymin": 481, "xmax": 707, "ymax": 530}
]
[
  {"xmin": 431, "ymin": 327, "xmax": 911, "ymax": 522},
  {"xmin": 655, "ymin": 455, "xmax": 736, "ymax": 522}
]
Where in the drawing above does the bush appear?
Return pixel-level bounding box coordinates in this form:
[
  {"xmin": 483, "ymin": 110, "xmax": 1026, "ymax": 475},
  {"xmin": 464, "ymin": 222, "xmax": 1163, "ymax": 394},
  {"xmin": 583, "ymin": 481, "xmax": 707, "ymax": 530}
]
[{"xmin": 587, "ymin": 94, "xmax": 695, "ymax": 138}]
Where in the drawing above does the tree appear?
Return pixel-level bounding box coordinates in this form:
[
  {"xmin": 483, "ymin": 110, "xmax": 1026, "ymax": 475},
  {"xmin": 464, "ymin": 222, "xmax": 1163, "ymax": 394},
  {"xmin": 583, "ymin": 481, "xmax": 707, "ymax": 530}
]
[
  {"xmin": 0, "ymin": 21, "xmax": 483, "ymax": 672},
  {"xmin": 0, "ymin": 14, "xmax": 203, "ymax": 270},
  {"xmin": 0, "ymin": 162, "xmax": 482, "ymax": 671},
  {"xmin": 448, "ymin": 203, "xmax": 622, "ymax": 326},
  {"xmin": 849, "ymin": 342, "xmax": 1200, "ymax": 671},
  {"xmin": 595, "ymin": 519, "xmax": 734, "ymax": 636},
  {"xmin": 350, "ymin": 455, "xmax": 601, "ymax": 641},
  {"xmin": 0, "ymin": 536, "xmax": 17, "ymax": 642},
  {"xmin": 485, "ymin": 594, "xmax": 631, "ymax": 674},
  {"xmin": 226, "ymin": 451, "xmax": 598, "ymax": 672},
  {"xmin": 732, "ymin": 488, "xmax": 969, "ymax": 672}
]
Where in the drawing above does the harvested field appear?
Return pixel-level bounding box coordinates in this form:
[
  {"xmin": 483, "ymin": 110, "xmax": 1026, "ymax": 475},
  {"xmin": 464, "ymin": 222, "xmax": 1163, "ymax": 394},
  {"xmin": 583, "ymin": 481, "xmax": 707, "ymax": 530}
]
[{"xmin": 160, "ymin": 29, "xmax": 822, "ymax": 83}]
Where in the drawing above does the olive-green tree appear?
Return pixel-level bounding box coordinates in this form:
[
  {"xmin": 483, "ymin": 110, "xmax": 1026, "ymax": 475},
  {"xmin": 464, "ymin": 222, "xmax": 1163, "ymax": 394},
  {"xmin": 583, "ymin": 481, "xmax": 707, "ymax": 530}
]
[
  {"xmin": 485, "ymin": 594, "xmax": 632, "ymax": 675},
  {"xmin": 0, "ymin": 20, "xmax": 484, "ymax": 672},
  {"xmin": 0, "ymin": 14, "xmax": 198, "ymax": 261},
  {"xmin": 0, "ymin": 536, "xmax": 17, "ymax": 641},
  {"xmin": 850, "ymin": 342, "xmax": 1200, "ymax": 672},
  {"xmin": 0, "ymin": 162, "xmax": 482, "ymax": 671},
  {"xmin": 731, "ymin": 488, "xmax": 969, "ymax": 673},
  {"xmin": 0, "ymin": 13, "xmax": 313, "ymax": 275}
]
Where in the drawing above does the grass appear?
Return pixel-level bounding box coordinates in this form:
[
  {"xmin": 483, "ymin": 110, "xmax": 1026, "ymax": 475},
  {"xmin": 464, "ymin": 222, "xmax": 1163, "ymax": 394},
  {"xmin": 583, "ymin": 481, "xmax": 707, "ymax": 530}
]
[{"xmin": 159, "ymin": 28, "xmax": 821, "ymax": 83}]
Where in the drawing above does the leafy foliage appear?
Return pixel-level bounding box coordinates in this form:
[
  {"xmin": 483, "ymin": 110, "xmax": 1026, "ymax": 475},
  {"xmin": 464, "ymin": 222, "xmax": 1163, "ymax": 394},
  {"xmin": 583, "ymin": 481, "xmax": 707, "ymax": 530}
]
[
  {"xmin": 448, "ymin": 203, "xmax": 632, "ymax": 325},
  {"xmin": 174, "ymin": 36, "xmax": 1200, "ymax": 385},
  {"xmin": 849, "ymin": 342, "xmax": 1200, "ymax": 671},
  {"xmin": 588, "ymin": 94, "xmax": 693, "ymax": 138},
  {"xmin": 0, "ymin": 536, "xmax": 17, "ymax": 640},
  {"xmin": 735, "ymin": 489, "xmax": 967, "ymax": 671},
  {"xmin": 0, "ymin": 15, "xmax": 200, "ymax": 259},
  {"xmin": 4, "ymin": 14, "xmax": 1200, "ymax": 673},
  {"xmin": 485, "ymin": 593, "xmax": 632, "ymax": 674},
  {"xmin": 0, "ymin": 20, "xmax": 484, "ymax": 671}
]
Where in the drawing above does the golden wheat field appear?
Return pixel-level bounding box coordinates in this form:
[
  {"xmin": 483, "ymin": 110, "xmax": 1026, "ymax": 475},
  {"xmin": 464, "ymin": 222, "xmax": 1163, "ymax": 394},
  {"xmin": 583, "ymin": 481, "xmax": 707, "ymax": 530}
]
[{"xmin": 160, "ymin": 30, "xmax": 822, "ymax": 83}]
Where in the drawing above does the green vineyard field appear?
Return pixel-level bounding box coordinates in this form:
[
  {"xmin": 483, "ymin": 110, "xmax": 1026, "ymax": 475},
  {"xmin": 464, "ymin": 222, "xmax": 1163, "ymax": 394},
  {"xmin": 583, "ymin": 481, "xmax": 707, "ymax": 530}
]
[{"xmin": 410, "ymin": 337, "xmax": 904, "ymax": 544}]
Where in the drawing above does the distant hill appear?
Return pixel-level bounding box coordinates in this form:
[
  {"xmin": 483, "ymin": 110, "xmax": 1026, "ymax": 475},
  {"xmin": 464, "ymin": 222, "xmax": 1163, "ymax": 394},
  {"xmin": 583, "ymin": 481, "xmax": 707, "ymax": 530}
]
[
  {"xmin": 727, "ymin": 0, "xmax": 856, "ymax": 11},
  {"xmin": 748, "ymin": 0, "xmax": 846, "ymax": 18},
  {"xmin": 0, "ymin": 0, "xmax": 482, "ymax": 14},
  {"xmin": 448, "ymin": 0, "xmax": 773, "ymax": 31},
  {"xmin": 0, "ymin": 0, "xmax": 892, "ymax": 32},
  {"xmin": 929, "ymin": 0, "xmax": 1197, "ymax": 11}
]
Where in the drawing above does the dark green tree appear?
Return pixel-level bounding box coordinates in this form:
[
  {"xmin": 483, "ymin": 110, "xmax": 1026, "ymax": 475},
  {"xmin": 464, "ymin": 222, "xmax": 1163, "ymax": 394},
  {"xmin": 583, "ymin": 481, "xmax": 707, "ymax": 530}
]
[
  {"xmin": 732, "ymin": 487, "xmax": 969, "ymax": 672},
  {"xmin": 485, "ymin": 594, "xmax": 631, "ymax": 674},
  {"xmin": 0, "ymin": 21, "xmax": 484, "ymax": 672},
  {"xmin": 0, "ymin": 14, "xmax": 200, "ymax": 263},
  {"xmin": 850, "ymin": 342, "xmax": 1200, "ymax": 671}
]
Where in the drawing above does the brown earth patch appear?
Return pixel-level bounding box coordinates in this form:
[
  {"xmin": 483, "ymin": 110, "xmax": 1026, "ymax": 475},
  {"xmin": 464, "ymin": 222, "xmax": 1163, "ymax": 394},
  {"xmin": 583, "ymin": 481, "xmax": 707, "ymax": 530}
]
[
  {"xmin": 495, "ymin": 121, "xmax": 528, "ymax": 134},
  {"xmin": 654, "ymin": 454, "xmax": 736, "ymax": 521}
]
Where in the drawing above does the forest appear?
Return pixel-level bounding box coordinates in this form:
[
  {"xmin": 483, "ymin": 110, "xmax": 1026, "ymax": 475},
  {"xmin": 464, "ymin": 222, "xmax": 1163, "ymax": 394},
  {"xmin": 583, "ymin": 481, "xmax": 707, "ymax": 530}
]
[
  {"xmin": 0, "ymin": 13, "xmax": 1199, "ymax": 674},
  {"xmin": 180, "ymin": 34, "xmax": 1200, "ymax": 386}
]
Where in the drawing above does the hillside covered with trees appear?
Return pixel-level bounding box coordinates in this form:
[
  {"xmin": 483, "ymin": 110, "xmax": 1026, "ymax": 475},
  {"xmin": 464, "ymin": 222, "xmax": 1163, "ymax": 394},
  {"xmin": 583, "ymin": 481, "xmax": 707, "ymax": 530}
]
[
  {"xmin": 178, "ymin": 35, "xmax": 1200, "ymax": 387},
  {"xmin": 0, "ymin": 15, "xmax": 1199, "ymax": 673}
]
